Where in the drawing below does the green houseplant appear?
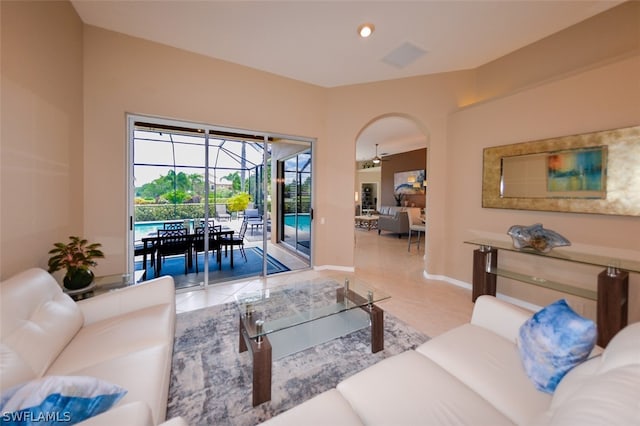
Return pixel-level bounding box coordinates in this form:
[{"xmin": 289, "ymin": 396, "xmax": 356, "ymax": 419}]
[{"xmin": 47, "ymin": 236, "xmax": 105, "ymax": 290}]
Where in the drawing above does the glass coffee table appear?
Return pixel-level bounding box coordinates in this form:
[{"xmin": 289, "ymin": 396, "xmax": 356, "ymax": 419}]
[{"xmin": 235, "ymin": 278, "xmax": 390, "ymax": 406}]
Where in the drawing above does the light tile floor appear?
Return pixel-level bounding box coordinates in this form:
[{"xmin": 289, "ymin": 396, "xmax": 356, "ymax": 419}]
[{"xmin": 176, "ymin": 227, "xmax": 474, "ymax": 337}]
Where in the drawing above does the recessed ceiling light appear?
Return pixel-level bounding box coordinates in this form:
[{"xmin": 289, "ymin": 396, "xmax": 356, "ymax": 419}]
[{"xmin": 358, "ymin": 23, "xmax": 375, "ymax": 38}]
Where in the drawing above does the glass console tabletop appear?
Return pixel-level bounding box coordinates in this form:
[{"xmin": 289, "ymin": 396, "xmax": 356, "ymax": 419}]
[{"xmin": 465, "ymin": 239, "xmax": 640, "ymax": 273}]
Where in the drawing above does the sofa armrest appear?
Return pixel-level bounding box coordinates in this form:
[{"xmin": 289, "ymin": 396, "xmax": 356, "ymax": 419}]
[
  {"xmin": 470, "ymin": 295, "xmax": 533, "ymax": 343},
  {"xmin": 77, "ymin": 276, "xmax": 175, "ymax": 326}
]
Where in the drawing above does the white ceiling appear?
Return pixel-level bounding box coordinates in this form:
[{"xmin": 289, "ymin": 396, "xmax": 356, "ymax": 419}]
[{"xmin": 70, "ymin": 0, "xmax": 622, "ymax": 161}]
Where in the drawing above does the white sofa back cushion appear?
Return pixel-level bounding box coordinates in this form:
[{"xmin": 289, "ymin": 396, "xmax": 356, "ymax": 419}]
[
  {"xmin": 1, "ymin": 268, "xmax": 83, "ymax": 389},
  {"xmin": 529, "ymin": 321, "xmax": 640, "ymax": 425}
]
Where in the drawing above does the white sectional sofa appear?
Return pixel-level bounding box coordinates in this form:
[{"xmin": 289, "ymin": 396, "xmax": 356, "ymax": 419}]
[
  {"xmin": 0, "ymin": 268, "xmax": 186, "ymax": 426},
  {"xmin": 262, "ymin": 295, "xmax": 640, "ymax": 425}
]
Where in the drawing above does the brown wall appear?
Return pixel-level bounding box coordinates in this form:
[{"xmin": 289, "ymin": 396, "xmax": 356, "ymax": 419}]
[{"xmin": 380, "ymin": 148, "xmax": 427, "ymax": 208}]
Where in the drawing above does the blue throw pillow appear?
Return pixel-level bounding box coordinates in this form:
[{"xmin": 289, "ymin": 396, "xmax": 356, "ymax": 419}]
[
  {"xmin": 518, "ymin": 299, "xmax": 597, "ymax": 394},
  {"xmin": 0, "ymin": 376, "xmax": 126, "ymax": 425}
]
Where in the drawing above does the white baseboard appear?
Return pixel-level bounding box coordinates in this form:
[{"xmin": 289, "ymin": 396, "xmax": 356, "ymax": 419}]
[
  {"xmin": 313, "ymin": 265, "xmax": 355, "ymax": 272},
  {"xmin": 422, "ymin": 270, "xmax": 542, "ymax": 313},
  {"xmin": 314, "ymin": 266, "xmax": 540, "ymax": 312}
]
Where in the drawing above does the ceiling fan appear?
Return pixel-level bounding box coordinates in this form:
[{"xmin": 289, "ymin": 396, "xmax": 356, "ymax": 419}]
[{"xmin": 372, "ymin": 144, "xmax": 382, "ymax": 164}]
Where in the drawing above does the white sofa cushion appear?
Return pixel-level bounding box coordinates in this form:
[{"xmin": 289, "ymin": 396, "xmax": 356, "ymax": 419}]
[
  {"xmin": 78, "ymin": 401, "xmax": 154, "ymax": 426},
  {"xmin": 529, "ymin": 364, "xmax": 640, "ymax": 426},
  {"xmin": 1, "ymin": 268, "xmax": 83, "ymax": 388},
  {"xmin": 416, "ymin": 323, "xmax": 551, "ymax": 425},
  {"xmin": 47, "ymin": 303, "xmax": 175, "ymax": 424},
  {"xmin": 0, "ymin": 375, "xmax": 126, "ymax": 424},
  {"xmin": 261, "ymin": 389, "xmax": 363, "ymax": 426},
  {"xmin": 597, "ymin": 321, "xmax": 640, "ymax": 373},
  {"xmin": 337, "ymin": 350, "xmax": 513, "ymax": 426},
  {"xmin": 471, "ymin": 295, "xmax": 532, "ymax": 343},
  {"xmin": 528, "ymin": 321, "xmax": 640, "ymax": 425}
]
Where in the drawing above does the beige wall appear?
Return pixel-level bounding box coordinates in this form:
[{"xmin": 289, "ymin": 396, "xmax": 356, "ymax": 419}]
[
  {"xmin": 447, "ymin": 54, "xmax": 640, "ymax": 322},
  {"xmin": 82, "ymin": 26, "xmax": 327, "ymax": 273},
  {"xmin": 473, "ymin": 0, "xmax": 640, "ymax": 103},
  {"xmin": 2, "ymin": 0, "xmax": 638, "ymax": 329},
  {"xmin": 1, "ymin": 1, "xmax": 84, "ymax": 278}
]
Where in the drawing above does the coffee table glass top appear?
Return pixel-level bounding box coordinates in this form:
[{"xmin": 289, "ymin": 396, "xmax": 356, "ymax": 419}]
[{"xmin": 234, "ymin": 278, "xmax": 389, "ymax": 339}]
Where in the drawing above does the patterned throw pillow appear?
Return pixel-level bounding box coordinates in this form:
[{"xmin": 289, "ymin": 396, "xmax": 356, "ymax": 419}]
[
  {"xmin": 518, "ymin": 299, "xmax": 597, "ymax": 394},
  {"xmin": 0, "ymin": 376, "xmax": 126, "ymax": 425}
]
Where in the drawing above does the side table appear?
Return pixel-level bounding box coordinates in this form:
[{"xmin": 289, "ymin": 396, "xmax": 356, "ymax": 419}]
[{"xmin": 63, "ymin": 270, "xmax": 145, "ymax": 301}]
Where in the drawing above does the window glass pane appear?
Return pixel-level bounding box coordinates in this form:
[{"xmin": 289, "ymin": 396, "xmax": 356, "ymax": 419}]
[
  {"xmin": 284, "ymin": 157, "xmax": 297, "ymax": 171},
  {"xmin": 134, "ymin": 139, "xmax": 174, "ymax": 165},
  {"xmin": 299, "ymin": 153, "xmax": 311, "ymax": 172},
  {"xmin": 173, "ymin": 141, "xmax": 204, "ymax": 168}
]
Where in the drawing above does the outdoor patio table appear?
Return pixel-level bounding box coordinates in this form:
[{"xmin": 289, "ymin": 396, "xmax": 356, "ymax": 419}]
[{"xmin": 141, "ymin": 228, "xmax": 235, "ymax": 277}]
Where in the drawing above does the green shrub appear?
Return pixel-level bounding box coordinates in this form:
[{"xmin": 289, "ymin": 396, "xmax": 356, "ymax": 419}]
[{"xmin": 227, "ymin": 192, "xmax": 251, "ymax": 212}]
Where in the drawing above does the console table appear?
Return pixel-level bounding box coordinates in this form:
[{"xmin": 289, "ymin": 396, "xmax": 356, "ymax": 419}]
[{"xmin": 465, "ymin": 239, "xmax": 640, "ymax": 347}]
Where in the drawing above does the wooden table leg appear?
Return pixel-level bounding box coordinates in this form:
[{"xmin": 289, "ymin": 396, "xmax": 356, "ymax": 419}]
[
  {"xmin": 249, "ymin": 336, "xmax": 272, "ymax": 406},
  {"xmin": 370, "ymin": 304, "xmax": 384, "ymax": 353},
  {"xmin": 239, "ymin": 315, "xmax": 273, "ymax": 406},
  {"xmin": 337, "ymin": 287, "xmax": 385, "ymax": 354}
]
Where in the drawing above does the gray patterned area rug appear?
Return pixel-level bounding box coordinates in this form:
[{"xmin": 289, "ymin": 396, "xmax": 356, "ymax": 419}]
[{"xmin": 166, "ymin": 290, "xmax": 429, "ymax": 425}]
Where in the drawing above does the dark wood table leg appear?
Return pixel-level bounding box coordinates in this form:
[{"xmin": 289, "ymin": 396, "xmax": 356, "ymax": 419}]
[
  {"xmin": 337, "ymin": 287, "xmax": 385, "ymax": 353},
  {"xmin": 370, "ymin": 304, "xmax": 384, "ymax": 353},
  {"xmin": 239, "ymin": 316, "xmax": 247, "ymax": 353},
  {"xmin": 249, "ymin": 336, "xmax": 271, "ymax": 406},
  {"xmin": 239, "ymin": 315, "xmax": 273, "ymax": 406}
]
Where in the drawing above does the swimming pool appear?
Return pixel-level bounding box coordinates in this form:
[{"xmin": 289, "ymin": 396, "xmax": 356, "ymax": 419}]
[
  {"xmin": 283, "ymin": 213, "xmax": 311, "ymax": 232},
  {"xmin": 134, "ymin": 220, "xmax": 195, "ymax": 241}
]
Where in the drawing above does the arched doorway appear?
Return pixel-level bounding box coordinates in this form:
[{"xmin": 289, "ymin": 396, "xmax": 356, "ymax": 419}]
[
  {"xmin": 355, "ymin": 114, "xmax": 429, "ymax": 213},
  {"xmin": 353, "ymin": 114, "xmax": 430, "ymax": 276}
]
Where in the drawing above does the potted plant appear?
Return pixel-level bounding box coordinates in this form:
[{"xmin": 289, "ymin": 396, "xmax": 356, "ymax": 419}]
[{"xmin": 47, "ymin": 236, "xmax": 105, "ymax": 290}]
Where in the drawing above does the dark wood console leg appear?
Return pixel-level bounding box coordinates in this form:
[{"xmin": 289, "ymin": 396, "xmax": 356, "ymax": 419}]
[
  {"xmin": 370, "ymin": 305, "xmax": 384, "ymax": 353},
  {"xmin": 597, "ymin": 269, "xmax": 628, "ymax": 347},
  {"xmin": 472, "ymin": 248, "xmax": 497, "ymax": 302}
]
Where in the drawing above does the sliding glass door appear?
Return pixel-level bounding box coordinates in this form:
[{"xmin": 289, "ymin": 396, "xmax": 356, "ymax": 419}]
[
  {"xmin": 279, "ymin": 150, "xmax": 311, "ymax": 257},
  {"xmin": 127, "ymin": 115, "xmax": 313, "ymax": 290}
]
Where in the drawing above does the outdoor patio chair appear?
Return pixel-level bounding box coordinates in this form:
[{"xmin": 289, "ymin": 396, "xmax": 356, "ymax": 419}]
[
  {"xmin": 243, "ymin": 208, "xmax": 263, "ymax": 235},
  {"xmin": 220, "ymin": 220, "xmax": 248, "ymax": 262},
  {"xmin": 134, "ymin": 240, "xmax": 156, "ymax": 269},
  {"xmin": 215, "ymin": 204, "xmax": 231, "ymax": 221},
  {"xmin": 193, "ymin": 224, "xmax": 223, "ymax": 272},
  {"xmin": 156, "ymin": 228, "xmax": 191, "ymax": 276},
  {"xmin": 163, "ymin": 221, "xmax": 185, "ymax": 230}
]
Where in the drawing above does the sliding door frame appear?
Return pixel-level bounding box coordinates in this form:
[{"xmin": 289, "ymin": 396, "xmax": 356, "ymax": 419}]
[{"xmin": 126, "ymin": 113, "xmax": 315, "ymax": 286}]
